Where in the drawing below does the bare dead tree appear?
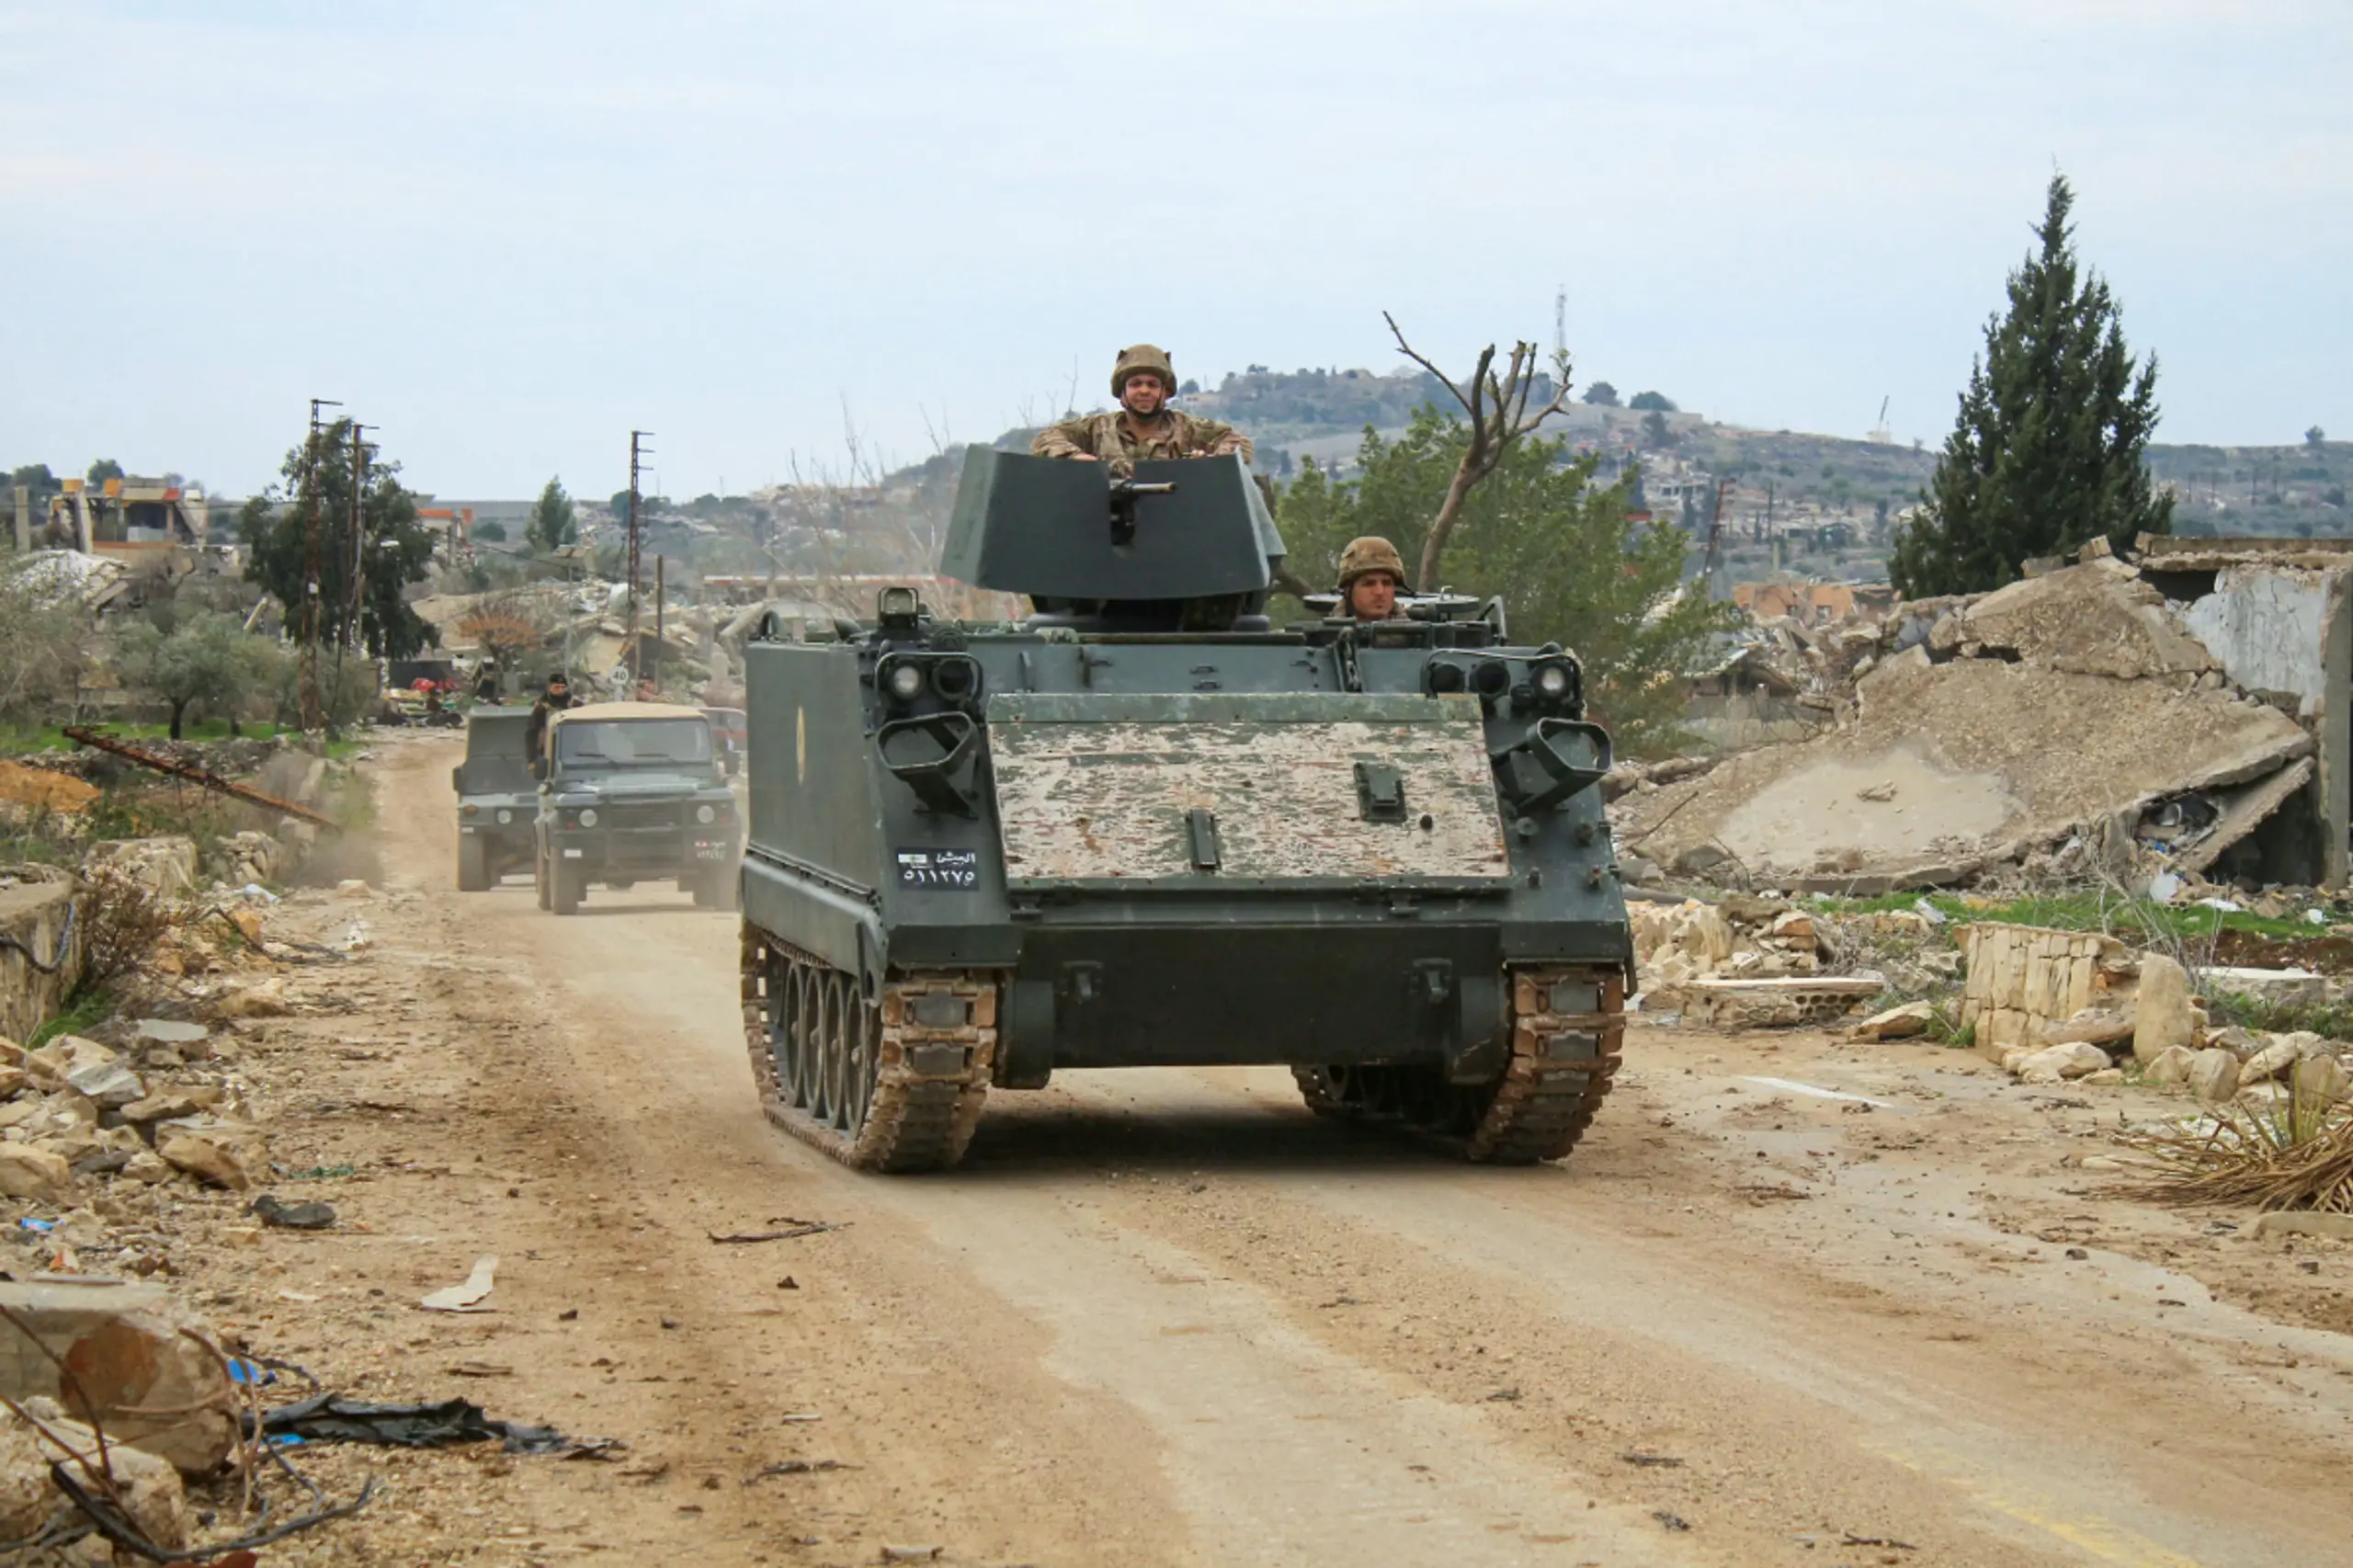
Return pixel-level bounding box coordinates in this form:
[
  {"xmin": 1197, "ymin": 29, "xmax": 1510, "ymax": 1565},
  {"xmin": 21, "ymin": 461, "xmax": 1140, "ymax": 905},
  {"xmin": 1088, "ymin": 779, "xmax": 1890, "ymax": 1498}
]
[{"xmin": 1383, "ymin": 311, "xmax": 1574, "ymax": 588}]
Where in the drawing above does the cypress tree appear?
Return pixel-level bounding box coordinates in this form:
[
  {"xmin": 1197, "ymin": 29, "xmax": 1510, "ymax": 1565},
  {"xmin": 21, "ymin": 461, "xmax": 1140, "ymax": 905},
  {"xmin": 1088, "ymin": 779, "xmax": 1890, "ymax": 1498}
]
[{"xmin": 1891, "ymin": 176, "xmax": 2172, "ymax": 597}]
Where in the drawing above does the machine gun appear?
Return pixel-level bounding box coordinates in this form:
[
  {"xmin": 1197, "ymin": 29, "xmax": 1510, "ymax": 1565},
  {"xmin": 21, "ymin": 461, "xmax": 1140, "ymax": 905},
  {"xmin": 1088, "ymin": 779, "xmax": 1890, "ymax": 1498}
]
[{"xmin": 1106, "ymin": 477, "xmax": 1176, "ymax": 547}]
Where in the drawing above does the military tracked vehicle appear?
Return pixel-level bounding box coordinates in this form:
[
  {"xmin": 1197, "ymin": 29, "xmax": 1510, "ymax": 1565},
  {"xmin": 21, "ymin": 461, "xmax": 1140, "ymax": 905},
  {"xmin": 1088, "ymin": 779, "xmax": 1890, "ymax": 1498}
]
[{"xmin": 735, "ymin": 449, "xmax": 1631, "ymax": 1172}]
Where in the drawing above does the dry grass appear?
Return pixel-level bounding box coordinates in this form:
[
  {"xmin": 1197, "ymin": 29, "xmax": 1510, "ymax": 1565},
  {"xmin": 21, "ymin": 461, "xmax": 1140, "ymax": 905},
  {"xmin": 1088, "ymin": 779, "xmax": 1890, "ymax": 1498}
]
[
  {"xmin": 72, "ymin": 867, "xmax": 182, "ymax": 997},
  {"xmin": 2113, "ymin": 1097, "xmax": 2353, "ymax": 1213}
]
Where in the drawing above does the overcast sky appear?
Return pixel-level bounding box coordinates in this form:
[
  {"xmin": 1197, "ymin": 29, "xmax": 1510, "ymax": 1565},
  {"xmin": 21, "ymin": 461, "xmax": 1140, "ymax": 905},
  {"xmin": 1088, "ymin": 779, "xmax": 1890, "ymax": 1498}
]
[{"xmin": 4, "ymin": 1, "xmax": 2346, "ymax": 499}]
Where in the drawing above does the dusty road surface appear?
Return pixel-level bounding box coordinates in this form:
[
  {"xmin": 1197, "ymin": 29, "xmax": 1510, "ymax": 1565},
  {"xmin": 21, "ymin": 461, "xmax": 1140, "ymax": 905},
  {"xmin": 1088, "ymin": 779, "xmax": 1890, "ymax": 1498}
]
[{"xmin": 214, "ymin": 736, "xmax": 2353, "ymax": 1566}]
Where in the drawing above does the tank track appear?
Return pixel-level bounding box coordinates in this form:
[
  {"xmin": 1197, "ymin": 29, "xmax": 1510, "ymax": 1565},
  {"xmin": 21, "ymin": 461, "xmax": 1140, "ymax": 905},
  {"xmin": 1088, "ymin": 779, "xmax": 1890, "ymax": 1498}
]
[
  {"xmin": 1291, "ymin": 963, "xmax": 1625, "ymax": 1165},
  {"xmin": 740, "ymin": 924, "xmax": 997, "ymax": 1173}
]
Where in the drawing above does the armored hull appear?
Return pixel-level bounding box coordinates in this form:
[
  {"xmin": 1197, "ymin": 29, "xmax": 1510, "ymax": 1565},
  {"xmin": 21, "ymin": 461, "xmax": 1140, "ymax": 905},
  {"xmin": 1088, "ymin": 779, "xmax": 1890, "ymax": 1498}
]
[{"xmin": 735, "ymin": 450, "xmax": 1632, "ymax": 1171}]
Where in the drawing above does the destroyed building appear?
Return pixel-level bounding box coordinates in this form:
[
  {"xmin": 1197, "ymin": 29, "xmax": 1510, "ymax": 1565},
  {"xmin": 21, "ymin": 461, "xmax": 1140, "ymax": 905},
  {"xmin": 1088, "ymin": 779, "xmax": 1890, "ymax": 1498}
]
[{"xmin": 1621, "ymin": 536, "xmax": 2353, "ymax": 892}]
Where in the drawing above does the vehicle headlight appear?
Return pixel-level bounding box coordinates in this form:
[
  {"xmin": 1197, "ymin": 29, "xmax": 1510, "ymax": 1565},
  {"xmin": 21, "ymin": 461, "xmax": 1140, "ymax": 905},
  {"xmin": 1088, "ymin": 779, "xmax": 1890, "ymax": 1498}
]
[
  {"xmin": 884, "ymin": 662, "xmax": 926, "ymax": 702},
  {"xmin": 496, "ymin": 808, "xmax": 513, "ymax": 824},
  {"xmin": 696, "ymin": 803, "xmax": 716, "ymax": 824},
  {"xmin": 1533, "ymin": 663, "xmax": 1573, "ymax": 701},
  {"xmin": 578, "ymin": 807, "xmax": 598, "ymax": 827}
]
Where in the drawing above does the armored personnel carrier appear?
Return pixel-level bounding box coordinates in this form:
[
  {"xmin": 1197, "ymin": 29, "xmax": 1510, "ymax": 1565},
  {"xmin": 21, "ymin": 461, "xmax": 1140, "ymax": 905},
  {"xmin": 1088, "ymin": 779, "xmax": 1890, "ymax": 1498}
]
[{"xmin": 736, "ymin": 450, "xmax": 1631, "ymax": 1172}]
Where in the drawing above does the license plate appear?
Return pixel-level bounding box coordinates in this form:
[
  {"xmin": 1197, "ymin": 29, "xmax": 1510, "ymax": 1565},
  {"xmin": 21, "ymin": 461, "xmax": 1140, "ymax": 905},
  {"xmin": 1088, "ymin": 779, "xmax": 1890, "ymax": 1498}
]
[
  {"xmin": 563, "ymin": 848, "xmax": 584, "ymax": 858},
  {"xmin": 694, "ymin": 846, "xmax": 727, "ymax": 859}
]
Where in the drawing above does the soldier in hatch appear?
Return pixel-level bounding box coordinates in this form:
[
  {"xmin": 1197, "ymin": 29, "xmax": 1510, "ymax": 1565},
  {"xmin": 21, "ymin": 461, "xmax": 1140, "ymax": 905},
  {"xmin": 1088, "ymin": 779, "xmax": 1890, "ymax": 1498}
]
[
  {"xmin": 1031, "ymin": 345, "xmax": 1254, "ymax": 477},
  {"xmin": 1336, "ymin": 536, "xmax": 1410, "ymax": 622}
]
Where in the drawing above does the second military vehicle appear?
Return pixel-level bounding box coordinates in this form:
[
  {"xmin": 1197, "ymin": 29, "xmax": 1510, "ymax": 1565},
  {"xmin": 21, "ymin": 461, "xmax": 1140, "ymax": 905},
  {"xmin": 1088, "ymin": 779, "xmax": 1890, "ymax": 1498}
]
[
  {"xmin": 451, "ymin": 706, "xmax": 537, "ymax": 892},
  {"xmin": 733, "ymin": 450, "xmax": 1632, "ymax": 1172},
  {"xmin": 534, "ymin": 701, "xmax": 742, "ymax": 916}
]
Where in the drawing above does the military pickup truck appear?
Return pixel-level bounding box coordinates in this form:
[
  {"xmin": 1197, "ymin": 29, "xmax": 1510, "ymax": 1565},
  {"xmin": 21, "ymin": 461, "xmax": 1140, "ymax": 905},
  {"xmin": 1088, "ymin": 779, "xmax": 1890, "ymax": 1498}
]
[
  {"xmin": 452, "ymin": 706, "xmax": 537, "ymax": 892},
  {"xmin": 533, "ymin": 701, "xmax": 742, "ymax": 915}
]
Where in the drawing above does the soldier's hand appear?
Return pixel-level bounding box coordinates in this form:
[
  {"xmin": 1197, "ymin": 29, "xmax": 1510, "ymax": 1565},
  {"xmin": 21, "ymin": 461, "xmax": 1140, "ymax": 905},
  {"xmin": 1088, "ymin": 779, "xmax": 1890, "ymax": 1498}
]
[{"xmin": 1068, "ymin": 452, "xmax": 1099, "ymax": 462}]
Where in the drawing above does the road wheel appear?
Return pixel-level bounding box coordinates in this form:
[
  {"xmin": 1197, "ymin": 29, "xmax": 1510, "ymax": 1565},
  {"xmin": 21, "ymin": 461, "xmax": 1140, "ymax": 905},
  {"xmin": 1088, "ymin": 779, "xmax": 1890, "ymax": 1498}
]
[
  {"xmin": 457, "ymin": 834, "xmax": 490, "ymax": 892},
  {"xmin": 551, "ymin": 858, "xmax": 581, "ymax": 915},
  {"xmin": 741, "ymin": 934, "xmax": 996, "ymax": 1173}
]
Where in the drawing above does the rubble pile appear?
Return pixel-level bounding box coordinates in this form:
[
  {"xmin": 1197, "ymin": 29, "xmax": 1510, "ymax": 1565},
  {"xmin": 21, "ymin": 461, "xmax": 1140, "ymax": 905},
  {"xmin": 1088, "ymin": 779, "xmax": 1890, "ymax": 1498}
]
[
  {"xmin": 1620, "ymin": 548, "xmax": 2335, "ymax": 893},
  {"xmin": 1631, "ymin": 894, "xmax": 1903, "ymax": 1028},
  {"xmin": 0, "ymin": 846, "xmax": 392, "ymax": 1555},
  {"xmin": 1958, "ymin": 918, "xmax": 2353, "ymax": 1108}
]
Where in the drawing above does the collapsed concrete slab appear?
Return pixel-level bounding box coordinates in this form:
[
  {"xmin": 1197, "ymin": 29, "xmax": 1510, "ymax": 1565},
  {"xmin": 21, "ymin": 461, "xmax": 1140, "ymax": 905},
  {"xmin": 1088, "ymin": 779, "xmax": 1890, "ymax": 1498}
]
[
  {"xmin": 1623, "ymin": 648, "xmax": 2311, "ymax": 890},
  {"xmin": 1628, "ymin": 558, "xmax": 2325, "ymax": 881}
]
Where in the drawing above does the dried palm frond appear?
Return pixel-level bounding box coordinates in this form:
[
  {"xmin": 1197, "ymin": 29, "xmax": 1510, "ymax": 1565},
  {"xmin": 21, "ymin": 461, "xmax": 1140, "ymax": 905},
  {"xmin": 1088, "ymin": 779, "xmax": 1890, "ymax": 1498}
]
[{"xmin": 2109, "ymin": 1095, "xmax": 2353, "ymax": 1213}]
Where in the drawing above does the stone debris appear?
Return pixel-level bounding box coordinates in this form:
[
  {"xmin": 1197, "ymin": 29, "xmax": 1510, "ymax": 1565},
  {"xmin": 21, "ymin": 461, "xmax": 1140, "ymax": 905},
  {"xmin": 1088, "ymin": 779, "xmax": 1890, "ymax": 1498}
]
[
  {"xmin": 2199, "ymin": 966, "xmax": 2327, "ymax": 1009},
  {"xmin": 2131, "ymin": 954, "xmax": 2200, "ymax": 1064},
  {"xmin": 84, "ymin": 835, "xmax": 201, "ymax": 899},
  {"xmin": 1848, "ymin": 1001, "xmax": 1935, "ymax": 1041},
  {"xmin": 1683, "ymin": 976, "xmax": 1887, "ymax": 1029},
  {"xmin": 2041, "ymin": 1006, "xmax": 2136, "ymax": 1047},
  {"xmin": 1959, "ymin": 923, "xmax": 2139, "ymax": 1059},
  {"xmin": 0, "ymin": 1279, "xmax": 237, "ymax": 1473},
  {"xmin": 2187, "ymin": 1048, "xmax": 2243, "ymax": 1105},
  {"xmin": 2007, "ymin": 1040, "xmax": 2115, "ymax": 1084},
  {"xmin": 1631, "ymin": 895, "xmax": 1853, "ymax": 1010},
  {"xmin": 1, "ymin": 1398, "xmax": 190, "ymax": 1550}
]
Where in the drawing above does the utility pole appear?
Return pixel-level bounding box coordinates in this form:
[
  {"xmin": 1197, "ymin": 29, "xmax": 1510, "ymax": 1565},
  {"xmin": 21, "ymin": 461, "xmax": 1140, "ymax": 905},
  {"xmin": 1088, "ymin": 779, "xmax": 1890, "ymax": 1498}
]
[
  {"xmin": 653, "ymin": 554, "xmax": 665, "ymax": 693},
  {"xmin": 627, "ymin": 430, "xmax": 653, "ymax": 687},
  {"xmin": 346, "ymin": 423, "xmax": 373, "ymax": 644},
  {"xmin": 298, "ymin": 397, "xmax": 342, "ymax": 733},
  {"xmin": 333, "ymin": 422, "xmax": 373, "ymax": 702}
]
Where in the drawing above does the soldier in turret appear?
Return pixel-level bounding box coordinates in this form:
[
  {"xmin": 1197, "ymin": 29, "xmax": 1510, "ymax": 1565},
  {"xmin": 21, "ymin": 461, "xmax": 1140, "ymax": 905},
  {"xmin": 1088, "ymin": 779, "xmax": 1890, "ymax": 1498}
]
[
  {"xmin": 1031, "ymin": 345, "xmax": 1253, "ymax": 478},
  {"xmin": 1336, "ymin": 536, "xmax": 1409, "ymax": 622}
]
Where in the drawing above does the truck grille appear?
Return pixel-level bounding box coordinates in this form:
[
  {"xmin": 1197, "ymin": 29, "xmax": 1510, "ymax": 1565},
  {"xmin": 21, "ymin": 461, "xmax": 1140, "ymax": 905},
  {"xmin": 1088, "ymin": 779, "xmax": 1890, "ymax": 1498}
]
[{"xmin": 599, "ymin": 802, "xmax": 680, "ymax": 831}]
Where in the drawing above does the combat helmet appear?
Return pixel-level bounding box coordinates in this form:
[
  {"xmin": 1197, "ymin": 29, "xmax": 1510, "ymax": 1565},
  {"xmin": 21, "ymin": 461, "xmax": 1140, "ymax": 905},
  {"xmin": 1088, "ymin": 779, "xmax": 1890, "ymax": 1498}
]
[
  {"xmin": 1336, "ymin": 535, "xmax": 1413, "ymax": 595},
  {"xmin": 1111, "ymin": 344, "xmax": 1177, "ymax": 397}
]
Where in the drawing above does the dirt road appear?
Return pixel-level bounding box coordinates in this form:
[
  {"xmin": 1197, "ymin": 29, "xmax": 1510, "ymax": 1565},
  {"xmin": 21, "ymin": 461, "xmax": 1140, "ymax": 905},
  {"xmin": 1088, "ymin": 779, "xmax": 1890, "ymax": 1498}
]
[{"xmin": 231, "ymin": 736, "xmax": 2353, "ymax": 1566}]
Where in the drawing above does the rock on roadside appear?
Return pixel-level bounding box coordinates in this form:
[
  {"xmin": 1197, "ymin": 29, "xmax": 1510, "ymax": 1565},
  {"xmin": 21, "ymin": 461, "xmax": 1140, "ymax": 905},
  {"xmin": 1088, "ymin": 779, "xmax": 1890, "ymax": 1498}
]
[{"xmin": 2132, "ymin": 954, "xmax": 2198, "ymax": 1065}]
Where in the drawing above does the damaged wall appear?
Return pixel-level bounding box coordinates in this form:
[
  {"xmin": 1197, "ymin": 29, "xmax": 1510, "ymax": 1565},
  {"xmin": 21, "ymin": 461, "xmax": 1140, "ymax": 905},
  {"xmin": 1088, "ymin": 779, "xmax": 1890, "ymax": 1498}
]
[{"xmin": 2138, "ymin": 537, "xmax": 2353, "ymax": 887}]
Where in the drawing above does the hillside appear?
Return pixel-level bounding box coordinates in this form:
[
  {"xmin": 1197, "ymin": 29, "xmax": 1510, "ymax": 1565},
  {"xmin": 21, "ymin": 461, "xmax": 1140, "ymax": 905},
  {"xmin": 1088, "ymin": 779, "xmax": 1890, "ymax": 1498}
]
[{"xmin": 1176, "ymin": 366, "xmax": 2353, "ymax": 585}]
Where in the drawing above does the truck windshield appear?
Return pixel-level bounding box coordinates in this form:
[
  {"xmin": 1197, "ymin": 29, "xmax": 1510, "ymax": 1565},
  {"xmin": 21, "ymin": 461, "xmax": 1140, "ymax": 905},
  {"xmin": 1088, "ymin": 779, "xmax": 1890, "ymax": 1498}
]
[{"xmin": 556, "ymin": 719, "xmax": 712, "ymax": 767}]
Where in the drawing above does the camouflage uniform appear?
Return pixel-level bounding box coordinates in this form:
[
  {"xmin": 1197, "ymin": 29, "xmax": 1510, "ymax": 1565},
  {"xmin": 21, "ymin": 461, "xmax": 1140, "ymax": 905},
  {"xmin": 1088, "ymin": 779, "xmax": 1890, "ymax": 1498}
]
[
  {"xmin": 526, "ymin": 687, "xmax": 575, "ymax": 779},
  {"xmin": 1031, "ymin": 410, "xmax": 1253, "ymax": 475},
  {"xmin": 1031, "ymin": 344, "xmax": 1253, "ymax": 477}
]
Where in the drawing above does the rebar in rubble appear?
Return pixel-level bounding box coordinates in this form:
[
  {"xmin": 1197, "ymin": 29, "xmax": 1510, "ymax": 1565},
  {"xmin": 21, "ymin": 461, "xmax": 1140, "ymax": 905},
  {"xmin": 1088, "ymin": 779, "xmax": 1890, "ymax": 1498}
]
[{"xmin": 62, "ymin": 726, "xmax": 342, "ymax": 831}]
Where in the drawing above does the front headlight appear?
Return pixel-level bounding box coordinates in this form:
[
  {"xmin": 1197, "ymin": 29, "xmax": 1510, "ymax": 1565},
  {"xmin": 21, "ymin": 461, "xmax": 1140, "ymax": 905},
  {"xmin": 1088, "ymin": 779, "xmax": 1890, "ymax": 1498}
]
[
  {"xmin": 696, "ymin": 803, "xmax": 717, "ymax": 824},
  {"xmin": 884, "ymin": 662, "xmax": 926, "ymax": 703},
  {"xmin": 496, "ymin": 808, "xmax": 513, "ymax": 825},
  {"xmin": 578, "ymin": 807, "xmax": 598, "ymax": 827},
  {"xmin": 1533, "ymin": 662, "xmax": 1572, "ymax": 701}
]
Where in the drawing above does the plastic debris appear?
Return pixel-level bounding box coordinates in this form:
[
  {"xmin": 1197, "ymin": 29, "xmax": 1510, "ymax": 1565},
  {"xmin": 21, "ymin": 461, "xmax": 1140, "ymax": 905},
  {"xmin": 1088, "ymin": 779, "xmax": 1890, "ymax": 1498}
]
[
  {"xmin": 1740, "ymin": 1075, "xmax": 1900, "ymax": 1109},
  {"xmin": 250, "ymin": 1393, "xmax": 597, "ymax": 1455},
  {"xmin": 252, "ymin": 1193, "xmax": 339, "ymax": 1230},
  {"xmin": 419, "ymin": 1256, "xmax": 498, "ymax": 1312}
]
